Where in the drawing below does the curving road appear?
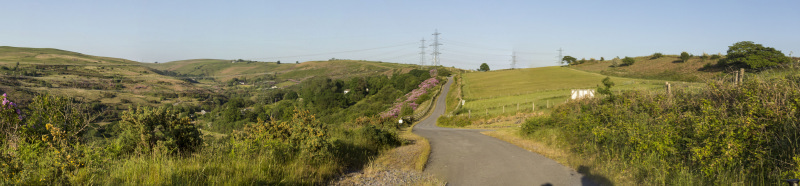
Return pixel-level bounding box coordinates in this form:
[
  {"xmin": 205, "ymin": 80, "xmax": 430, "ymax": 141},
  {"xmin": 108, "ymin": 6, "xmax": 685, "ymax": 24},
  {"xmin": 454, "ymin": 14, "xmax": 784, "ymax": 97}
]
[{"xmin": 413, "ymin": 76, "xmax": 594, "ymax": 186}]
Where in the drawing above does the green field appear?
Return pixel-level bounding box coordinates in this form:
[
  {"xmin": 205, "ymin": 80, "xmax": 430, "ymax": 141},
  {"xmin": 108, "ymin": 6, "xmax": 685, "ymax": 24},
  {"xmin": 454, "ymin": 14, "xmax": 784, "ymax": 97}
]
[{"xmin": 460, "ymin": 66, "xmax": 703, "ymax": 116}]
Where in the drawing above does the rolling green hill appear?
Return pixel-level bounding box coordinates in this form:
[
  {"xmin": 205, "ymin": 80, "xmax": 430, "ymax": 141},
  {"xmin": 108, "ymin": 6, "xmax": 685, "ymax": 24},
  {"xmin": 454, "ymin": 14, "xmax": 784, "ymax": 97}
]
[{"xmin": 458, "ymin": 66, "xmax": 704, "ymax": 116}]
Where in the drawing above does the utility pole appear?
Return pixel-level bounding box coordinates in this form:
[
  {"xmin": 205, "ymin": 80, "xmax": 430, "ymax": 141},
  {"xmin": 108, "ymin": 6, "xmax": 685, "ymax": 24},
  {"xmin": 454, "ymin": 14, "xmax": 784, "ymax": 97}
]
[
  {"xmin": 557, "ymin": 48, "xmax": 563, "ymax": 65},
  {"xmin": 511, "ymin": 51, "xmax": 517, "ymax": 69},
  {"xmin": 419, "ymin": 38, "xmax": 427, "ymax": 66},
  {"xmin": 431, "ymin": 29, "xmax": 442, "ymax": 66}
]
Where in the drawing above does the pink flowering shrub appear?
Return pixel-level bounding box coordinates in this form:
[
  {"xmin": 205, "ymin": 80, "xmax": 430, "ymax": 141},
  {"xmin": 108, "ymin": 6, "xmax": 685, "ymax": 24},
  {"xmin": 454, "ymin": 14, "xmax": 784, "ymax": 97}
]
[
  {"xmin": 380, "ymin": 76, "xmax": 441, "ymax": 118},
  {"xmin": 0, "ymin": 93, "xmax": 24, "ymax": 140},
  {"xmin": 1, "ymin": 93, "xmax": 23, "ymax": 121}
]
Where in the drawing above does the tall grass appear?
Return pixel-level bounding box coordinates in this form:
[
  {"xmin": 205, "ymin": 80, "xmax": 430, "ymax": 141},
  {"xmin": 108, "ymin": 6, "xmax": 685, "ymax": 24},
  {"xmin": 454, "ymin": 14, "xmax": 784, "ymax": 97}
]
[{"xmin": 521, "ymin": 70, "xmax": 800, "ymax": 184}]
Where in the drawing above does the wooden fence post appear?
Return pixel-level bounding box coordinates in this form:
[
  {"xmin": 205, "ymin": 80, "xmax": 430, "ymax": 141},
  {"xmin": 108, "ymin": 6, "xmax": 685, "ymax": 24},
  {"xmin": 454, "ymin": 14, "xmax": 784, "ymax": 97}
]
[
  {"xmin": 469, "ymin": 110, "xmax": 471, "ymax": 118},
  {"xmin": 532, "ymin": 102, "xmax": 535, "ymax": 112},
  {"xmin": 739, "ymin": 68, "xmax": 745, "ymax": 84},
  {"xmin": 666, "ymin": 82, "xmax": 671, "ymax": 95}
]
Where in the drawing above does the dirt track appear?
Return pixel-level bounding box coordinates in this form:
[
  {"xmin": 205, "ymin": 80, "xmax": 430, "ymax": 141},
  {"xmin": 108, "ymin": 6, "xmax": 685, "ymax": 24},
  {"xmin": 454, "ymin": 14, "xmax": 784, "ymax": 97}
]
[{"xmin": 414, "ymin": 76, "xmax": 594, "ymax": 186}]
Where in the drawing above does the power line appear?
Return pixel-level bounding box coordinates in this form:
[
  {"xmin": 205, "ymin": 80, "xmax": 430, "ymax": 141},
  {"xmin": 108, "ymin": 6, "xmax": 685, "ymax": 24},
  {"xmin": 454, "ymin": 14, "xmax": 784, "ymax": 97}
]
[
  {"xmin": 557, "ymin": 48, "xmax": 563, "ymax": 65},
  {"xmin": 430, "ymin": 29, "xmax": 442, "ymax": 66},
  {"xmin": 511, "ymin": 51, "xmax": 517, "ymax": 69},
  {"xmin": 246, "ymin": 42, "xmax": 417, "ymax": 61},
  {"xmin": 419, "ymin": 38, "xmax": 426, "ymax": 66}
]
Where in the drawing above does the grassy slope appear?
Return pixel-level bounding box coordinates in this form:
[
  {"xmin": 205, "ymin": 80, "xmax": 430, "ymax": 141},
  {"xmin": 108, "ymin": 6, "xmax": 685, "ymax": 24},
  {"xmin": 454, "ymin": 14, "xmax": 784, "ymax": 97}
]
[
  {"xmin": 148, "ymin": 59, "xmax": 417, "ymax": 83},
  {"xmin": 0, "ymin": 46, "xmax": 207, "ymax": 108},
  {"xmin": 460, "ymin": 66, "xmax": 703, "ymax": 116},
  {"xmin": 0, "ymin": 46, "xmax": 139, "ymax": 65},
  {"xmin": 570, "ymin": 55, "xmax": 723, "ymax": 82}
]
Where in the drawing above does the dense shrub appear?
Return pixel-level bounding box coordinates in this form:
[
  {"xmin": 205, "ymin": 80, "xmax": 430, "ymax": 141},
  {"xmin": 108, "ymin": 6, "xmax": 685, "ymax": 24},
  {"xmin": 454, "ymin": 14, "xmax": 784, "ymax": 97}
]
[
  {"xmin": 522, "ymin": 74, "xmax": 800, "ymax": 184},
  {"xmin": 651, "ymin": 53, "xmax": 664, "ymax": 59},
  {"xmin": 119, "ymin": 106, "xmax": 202, "ymax": 155},
  {"xmin": 234, "ymin": 109, "xmax": 332, "ymax": 162},
  {"xmin": 357, "ymin": 125, "xmax": 401, "ymax": 150},
  {"xmin": 622, "ymin": 56, "xmax": 635, "ymax": 66},
  {"xmin": 680, "ymin": 52, "xmax": 691, "ymax": 62},
  {"xmin": 1, "ymin": 94, "xmax": 103, "ymax": 185}
]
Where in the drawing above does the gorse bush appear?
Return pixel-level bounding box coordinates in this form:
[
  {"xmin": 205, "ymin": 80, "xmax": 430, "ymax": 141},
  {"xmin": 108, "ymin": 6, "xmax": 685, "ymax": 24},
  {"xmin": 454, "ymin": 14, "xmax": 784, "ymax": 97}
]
[
  {"xmin": 1, "ymin": 94, "xmax": 102, "ymax": 185},
  {"xmin": 234, "ymin": 108, "xmax": 332, "ymax": 162},
  {"xmin": 119, "ymin": 106, "xmax": 202, "ymax": 155},
  {"xmin": 522, "ymin": 74, "xmax": 800, "ymax": 184}
]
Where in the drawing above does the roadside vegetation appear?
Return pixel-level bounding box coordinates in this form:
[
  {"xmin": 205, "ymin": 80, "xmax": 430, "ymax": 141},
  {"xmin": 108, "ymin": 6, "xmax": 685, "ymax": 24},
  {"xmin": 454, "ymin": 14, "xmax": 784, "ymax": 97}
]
[
  {"xmin": 516, "ymin": 41, "xmax": 800, "ymax": 184},
  {"xmin": 521, "ymin": 67, "xmax": 800, "ymax": 184}
]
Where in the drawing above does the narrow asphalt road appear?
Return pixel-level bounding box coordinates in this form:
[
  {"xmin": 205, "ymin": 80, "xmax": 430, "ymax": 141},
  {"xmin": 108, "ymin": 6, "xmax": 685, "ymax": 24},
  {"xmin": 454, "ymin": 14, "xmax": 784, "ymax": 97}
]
[{"xmin": 413, "ymin": 76, "xmax": 593, "ymax": 186}]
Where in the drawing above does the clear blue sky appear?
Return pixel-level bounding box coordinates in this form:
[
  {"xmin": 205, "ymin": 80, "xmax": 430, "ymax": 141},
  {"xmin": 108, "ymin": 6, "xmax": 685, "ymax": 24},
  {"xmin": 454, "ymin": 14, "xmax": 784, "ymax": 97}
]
[{"xmin": 2, "ymin": 0, "xmax": 798, "ymax": 69}]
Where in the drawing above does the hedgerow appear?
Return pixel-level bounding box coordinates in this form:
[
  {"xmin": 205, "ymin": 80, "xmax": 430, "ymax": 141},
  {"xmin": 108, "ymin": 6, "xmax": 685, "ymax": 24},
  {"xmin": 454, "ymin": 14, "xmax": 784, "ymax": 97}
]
[{"xmin": 522, "ymin": 74, "xmax": 800, "ymax": 184}]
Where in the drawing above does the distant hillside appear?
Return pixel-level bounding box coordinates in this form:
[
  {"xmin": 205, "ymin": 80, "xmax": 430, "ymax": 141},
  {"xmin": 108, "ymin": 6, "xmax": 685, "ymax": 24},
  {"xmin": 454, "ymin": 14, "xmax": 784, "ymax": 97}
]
[
  {"xmin": 0, "ymin": 46, "xmax": 206, "ymax": 113},
  {"xmin": 0, "ymin": 46, "xmax": 424, "ymax": 116},
  {"xmin": 569, "ymin": 55, "xmax": 724, "ymax": 82},
  {"xmin": 0, "ymin": 46, "xmax": 139, "ymax": 65},
  {"xmin": 148, "ymin": 59, "xmax": 419, "ymax": 84}
]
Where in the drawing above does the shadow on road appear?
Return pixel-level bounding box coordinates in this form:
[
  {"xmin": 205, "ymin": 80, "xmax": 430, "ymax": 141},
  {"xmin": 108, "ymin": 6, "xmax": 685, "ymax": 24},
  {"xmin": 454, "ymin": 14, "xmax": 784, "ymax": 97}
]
[{"xmin": 578, "ymin": 165, "xmax": 614, "ymax": 186}]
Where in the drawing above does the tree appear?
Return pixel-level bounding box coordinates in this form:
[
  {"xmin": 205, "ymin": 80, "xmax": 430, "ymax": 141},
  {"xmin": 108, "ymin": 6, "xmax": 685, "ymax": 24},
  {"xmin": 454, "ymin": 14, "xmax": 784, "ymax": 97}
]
[
  {"xmin": 296, "ymin": 61, "xmax": 299, "ymax": 64},
  {"xmin": 479, "ymin": 63, "xmax": 490, "ymax": 72},
  {"xmin": 622, "ymin": 56, "xmax": 635, "ymax": 66},
  {"xmin": 725, "ymin": 41, "xmax": 791, "ymax": 69},
  {"xmin": 277, "ymin": 60, "xmax": 281, "ymax": 64},
  {"xmin": 680, "ymin": 52, "xmax": 691, "ymax": 63},
  {"xmin": 561, "ymin": 56, "xmax": 577, "ymax": 65},
  {"xmin": 596, "ymin": 76, "xmax": 615, "ymax": 100},
  {"xmin": 600, "ymin": 57, "xmax": 605, "ymax": 61}
]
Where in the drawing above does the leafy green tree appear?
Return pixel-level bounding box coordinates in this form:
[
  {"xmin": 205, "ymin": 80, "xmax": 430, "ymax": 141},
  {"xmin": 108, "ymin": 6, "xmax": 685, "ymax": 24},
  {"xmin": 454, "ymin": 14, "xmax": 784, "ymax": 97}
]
[
  {"xmin": 622, "ymin": 56, "xmax": 635, "ymax": 66},
  {"xmin": 600, "ymin": 57, "xmax": 605, "ymax": 61},
  {"xmin": 277, "ymin": 60, "xmax": 281, "ymax": 64},
  {"xmin": 479, "ymin": 63, "xmax": 490, "ymax": 72},
  {"xmin": 596, "ymin": 77, "xmax": 615, "ymax": 100},
  {"xmin": 680, "ymin": 52, "xmax": 691, "ymax": 63},
  {"xmin": 725, "ymin": 41, "xmax": 791, "ymax": 69},
  {"xmin": 561, "ymin": 56, "xmax": 577, "ymax": 65}
]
